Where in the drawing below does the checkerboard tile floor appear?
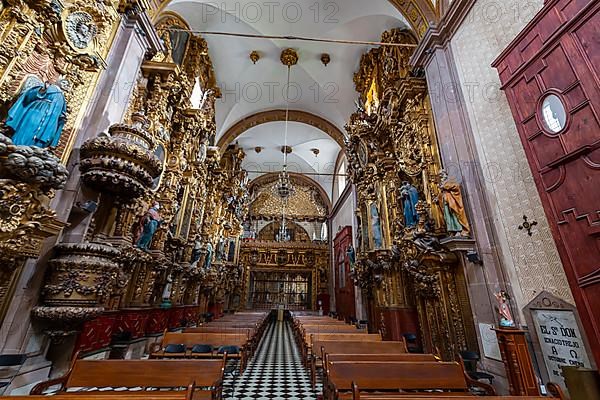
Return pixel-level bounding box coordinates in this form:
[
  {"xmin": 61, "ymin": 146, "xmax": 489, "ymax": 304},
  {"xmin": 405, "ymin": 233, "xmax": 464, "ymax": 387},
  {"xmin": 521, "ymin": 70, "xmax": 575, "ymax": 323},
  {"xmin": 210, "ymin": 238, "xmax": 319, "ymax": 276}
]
[{"xmin": 226, "ymin": 320, "xmax": 322, "ymax": 399}]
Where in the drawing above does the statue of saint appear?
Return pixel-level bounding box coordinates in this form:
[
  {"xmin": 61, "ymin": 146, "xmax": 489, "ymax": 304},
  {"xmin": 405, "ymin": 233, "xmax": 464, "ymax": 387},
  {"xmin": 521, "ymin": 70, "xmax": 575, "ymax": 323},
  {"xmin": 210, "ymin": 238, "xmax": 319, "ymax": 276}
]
[
  {"xmin": 203, "ymin": 242, "xmax": 213, "ymax": 269},
  {"xmin": 370, "ymin": 203, "xmax": 383, "ymax": 249},
  {"xmin": 346, "ymin": 244, "xmax": 356, "ymax": 270},
  {"xmin": 438, "ymin": 170, "xmax": 470, "ymax": 237},
  {"xmin": 197, "ymin": 138, "xmax": 208, "ymax": 163},
  {"xmin": 135, "ymin": 202, "xmax": 163, "ymax": 250},
  {"xmin": 5, "ymin": 80, "xmax": 69, "ymax": 148},
  {"xmin": 400, "ymin": 181, "xmax": 419, "ymax": 228},
  {"xmin": 161, "ymin": 274, "xmax": 173, "ymax": 308},
  {"xmin": 495, "ymin": 290, "xmax": 516, "ymax": 327},
  {"xmin": 191, "ymin": 236, "xmax": 203, "ymax": 263}
]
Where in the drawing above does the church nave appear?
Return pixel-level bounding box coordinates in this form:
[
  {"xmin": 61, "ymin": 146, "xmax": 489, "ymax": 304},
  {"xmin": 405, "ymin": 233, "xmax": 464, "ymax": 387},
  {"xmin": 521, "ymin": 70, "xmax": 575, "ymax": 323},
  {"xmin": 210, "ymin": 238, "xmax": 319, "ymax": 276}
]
[{"xmin": 0, "ymin": 0, "xmax": 598, "ymax": 398}]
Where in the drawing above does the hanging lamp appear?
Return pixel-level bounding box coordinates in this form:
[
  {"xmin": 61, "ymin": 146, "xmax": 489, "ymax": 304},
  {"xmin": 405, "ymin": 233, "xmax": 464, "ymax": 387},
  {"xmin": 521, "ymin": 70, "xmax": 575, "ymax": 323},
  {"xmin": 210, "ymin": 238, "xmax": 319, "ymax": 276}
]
[{"xmin": 275, "ymin": 48, "xmax": 298, "ymax": 242}]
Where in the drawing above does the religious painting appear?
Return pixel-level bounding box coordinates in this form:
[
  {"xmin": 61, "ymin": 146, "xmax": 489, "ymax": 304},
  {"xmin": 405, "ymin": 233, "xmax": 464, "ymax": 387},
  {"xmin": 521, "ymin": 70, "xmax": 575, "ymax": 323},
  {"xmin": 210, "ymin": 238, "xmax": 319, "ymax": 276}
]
[
  {"xmin": 370, "ymin": 202, "xmax": 384, "ymax": 249},
  {"xmin": 358, "ymin": 139, "xmax": 369, "ymax": 167},
  {"xmin": 151, "ymin": 143, "xmax": 167, "ymax": 190},
  {"xmin": 360, "ymin": 206, "xmax": 369, "ymax": 252},
  {"xmin": 169, "ymin": 28, "xmax": 190, "ymax": 66},
  {"xmin": 178, "ymin": 190, "xmax": 195, "ymax": 240}
]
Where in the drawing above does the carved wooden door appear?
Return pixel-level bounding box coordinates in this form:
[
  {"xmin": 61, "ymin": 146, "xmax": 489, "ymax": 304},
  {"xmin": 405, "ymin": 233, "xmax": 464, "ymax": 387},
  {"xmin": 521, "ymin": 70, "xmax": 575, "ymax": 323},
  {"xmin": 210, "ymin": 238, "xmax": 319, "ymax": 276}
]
[
  {"xmin": 333, "ymin": 226, "xmax": 356, "ymax": 320},
  {"xmin": 493, "ymin": 0, "xmax": 600, "ymax": 364}
]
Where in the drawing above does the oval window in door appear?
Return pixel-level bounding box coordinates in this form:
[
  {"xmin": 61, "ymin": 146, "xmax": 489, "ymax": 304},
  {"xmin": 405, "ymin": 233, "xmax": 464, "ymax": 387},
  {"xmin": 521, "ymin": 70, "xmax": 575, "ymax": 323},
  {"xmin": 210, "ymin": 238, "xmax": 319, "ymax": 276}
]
[{"xmin": 541, "ymin": 94, "xmax": 567, "ymax": 133}]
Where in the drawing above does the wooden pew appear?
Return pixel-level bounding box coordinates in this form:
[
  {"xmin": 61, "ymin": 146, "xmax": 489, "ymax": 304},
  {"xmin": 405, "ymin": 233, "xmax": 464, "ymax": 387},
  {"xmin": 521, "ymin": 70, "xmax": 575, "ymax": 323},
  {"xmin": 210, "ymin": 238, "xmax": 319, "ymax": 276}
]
[
  {"xmin": 30, "ymin": 359, "xmax": 225, "ymax": 400},
  {"xmin": 304, "ymin": 333, "xmax": 382, "ymax": 366},
  {"xmin": 316, "ymin": 354, "xmax": 437, "ymax": 389},
  {"xmin": 352, "ymin": 391, "xmax": 564, "ymax": 400},
  {"xmin": 150, "ymin": 332, "xmax": 248, "ymax": 369},
  {"xmin": 183, "ymin": 327, "xmax": 252, "ymax": 338},
  {"xmin": 325, "ymin": 361, "xmax": 495, "ymax": 400},
  {"xmin": 310, "ymin": 340, "xmax": 409, "ymax": 387}
]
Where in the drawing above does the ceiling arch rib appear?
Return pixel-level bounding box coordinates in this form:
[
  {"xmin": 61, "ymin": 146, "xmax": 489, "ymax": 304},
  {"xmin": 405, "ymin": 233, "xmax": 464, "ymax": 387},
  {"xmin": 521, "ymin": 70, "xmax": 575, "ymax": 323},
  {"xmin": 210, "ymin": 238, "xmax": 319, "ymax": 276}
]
[{"xmin": 217, "ymin": 109, "xmax": 346, "ymax": 151}]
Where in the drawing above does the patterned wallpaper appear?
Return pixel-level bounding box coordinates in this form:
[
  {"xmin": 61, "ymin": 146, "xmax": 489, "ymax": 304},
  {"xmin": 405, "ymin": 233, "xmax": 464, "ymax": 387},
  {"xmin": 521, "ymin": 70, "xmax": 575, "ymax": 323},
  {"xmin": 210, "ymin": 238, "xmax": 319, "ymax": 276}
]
[{"xmin": 450, "ymin": 0, "xmax": 574, "ymax": 308}]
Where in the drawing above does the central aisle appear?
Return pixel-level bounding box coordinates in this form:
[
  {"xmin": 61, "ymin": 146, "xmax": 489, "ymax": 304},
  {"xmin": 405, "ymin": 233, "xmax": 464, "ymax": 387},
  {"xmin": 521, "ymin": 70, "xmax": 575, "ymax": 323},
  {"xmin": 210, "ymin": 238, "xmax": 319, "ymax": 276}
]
[{"xmin": 233, "ymin": 320, "xmax": 321, "ymax": 399}]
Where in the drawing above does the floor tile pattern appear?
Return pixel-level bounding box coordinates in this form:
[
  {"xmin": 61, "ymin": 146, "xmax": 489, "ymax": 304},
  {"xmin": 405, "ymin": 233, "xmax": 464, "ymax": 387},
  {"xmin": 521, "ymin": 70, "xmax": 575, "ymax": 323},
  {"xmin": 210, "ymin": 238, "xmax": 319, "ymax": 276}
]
[{"xmin": 229, "ymin": 320, "xmax": 321, "ymax": 399}]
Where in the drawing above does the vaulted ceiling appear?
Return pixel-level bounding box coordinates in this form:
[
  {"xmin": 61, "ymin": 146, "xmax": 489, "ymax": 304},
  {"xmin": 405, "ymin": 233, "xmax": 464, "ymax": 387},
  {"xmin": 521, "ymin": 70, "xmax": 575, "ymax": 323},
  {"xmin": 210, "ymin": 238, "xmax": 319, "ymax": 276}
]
[{"xmin": 162, "ymin": 0, "xmax": 434, "ymax": 200}]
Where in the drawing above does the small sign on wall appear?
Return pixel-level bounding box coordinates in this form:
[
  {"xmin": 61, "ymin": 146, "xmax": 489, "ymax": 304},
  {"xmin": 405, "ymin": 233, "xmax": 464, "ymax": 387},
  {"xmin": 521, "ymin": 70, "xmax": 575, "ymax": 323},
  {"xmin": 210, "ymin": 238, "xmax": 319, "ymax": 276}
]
[
  {"xmin": 525, "ymin": 291, "xmax": 594, "ymax": 391},
  {"xmin": 479, "ymin": 322, "xmax": 501, "ymax": 361},
  {"xmin": 531, "ymin": 309, "xmax": 592, "ymax": 388}
]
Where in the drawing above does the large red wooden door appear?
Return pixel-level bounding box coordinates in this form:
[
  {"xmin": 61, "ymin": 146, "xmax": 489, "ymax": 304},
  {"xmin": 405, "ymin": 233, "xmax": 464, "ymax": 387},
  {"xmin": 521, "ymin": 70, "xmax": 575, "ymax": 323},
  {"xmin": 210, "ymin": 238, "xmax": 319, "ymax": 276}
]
[
  {"xmin": 333, "ymin": 226, "xmax": 356, "ymax": 320},
  {"xmin": 493, "ymin": 0, "xmax": 600, "ymax": 365}
]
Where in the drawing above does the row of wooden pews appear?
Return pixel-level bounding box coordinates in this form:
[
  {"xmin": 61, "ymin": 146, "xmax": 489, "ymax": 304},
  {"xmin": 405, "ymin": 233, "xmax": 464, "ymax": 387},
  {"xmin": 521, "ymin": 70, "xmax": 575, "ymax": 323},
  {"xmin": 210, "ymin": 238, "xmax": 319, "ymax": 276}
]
[
  {"xmin": 150, "ymin": 311, "xmax": 269, "ymax": 371},
  {"xmin": 292, "ymin": 314, "xmax": 566, "ymax": 400},
  {"xmin": 1, "ymin": 311, "xmax": 269, "ymax": 400}
]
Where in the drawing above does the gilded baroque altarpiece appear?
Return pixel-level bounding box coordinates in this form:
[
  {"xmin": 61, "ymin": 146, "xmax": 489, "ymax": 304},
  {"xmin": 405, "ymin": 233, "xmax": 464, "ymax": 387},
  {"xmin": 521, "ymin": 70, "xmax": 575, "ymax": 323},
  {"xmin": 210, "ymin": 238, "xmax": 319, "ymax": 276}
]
[{"xmin": 346, "ymin": 28, "xmax": 478, "ymax": 359}]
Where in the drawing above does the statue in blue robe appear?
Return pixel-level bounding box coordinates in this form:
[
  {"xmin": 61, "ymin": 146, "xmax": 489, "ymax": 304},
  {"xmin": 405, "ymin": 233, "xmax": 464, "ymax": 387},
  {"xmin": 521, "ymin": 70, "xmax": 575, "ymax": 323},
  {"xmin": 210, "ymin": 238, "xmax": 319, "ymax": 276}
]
[
  {"xmin": 400, "ymin": 181, "xmax": 419, "ymax": 228},
  {"xmin": 346, "ymin": 244, "xmax": 356, "ymax": 270},
  {"xmin": 5, "ymin": 81, "xmax": 68, "ymax": 148},
  {"xmin": 135, "ymin": 203, "xmax": 162, "ymax": 251}
]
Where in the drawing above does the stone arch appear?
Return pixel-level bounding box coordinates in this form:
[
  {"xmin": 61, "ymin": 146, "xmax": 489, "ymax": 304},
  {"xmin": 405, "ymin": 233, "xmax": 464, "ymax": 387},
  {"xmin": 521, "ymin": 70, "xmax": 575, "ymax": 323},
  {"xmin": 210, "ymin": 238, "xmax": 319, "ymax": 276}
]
[{"xmin": 217, "ymin": 109, "xmax": 346, "ymax": 152}]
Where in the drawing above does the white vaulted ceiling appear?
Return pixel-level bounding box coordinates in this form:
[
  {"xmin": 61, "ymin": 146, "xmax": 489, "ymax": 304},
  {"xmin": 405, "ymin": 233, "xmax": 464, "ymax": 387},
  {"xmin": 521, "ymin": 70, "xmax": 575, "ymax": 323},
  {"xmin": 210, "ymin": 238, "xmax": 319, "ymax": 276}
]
[
  {"xmin": 236, "ymin": 121, "xmax": 341, "ymax": 198},
  {"xmin": 165, "ymin": 0, "xmax": 411, "ymax": 199}
]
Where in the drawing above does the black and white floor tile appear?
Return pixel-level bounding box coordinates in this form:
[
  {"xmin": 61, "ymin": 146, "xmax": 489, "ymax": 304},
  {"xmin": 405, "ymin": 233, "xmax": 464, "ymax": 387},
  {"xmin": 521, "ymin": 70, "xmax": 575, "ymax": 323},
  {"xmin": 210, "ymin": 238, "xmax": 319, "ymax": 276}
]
[{"xmin": 227, "ymin": 320, "xmax": 322, "ymax": 399}]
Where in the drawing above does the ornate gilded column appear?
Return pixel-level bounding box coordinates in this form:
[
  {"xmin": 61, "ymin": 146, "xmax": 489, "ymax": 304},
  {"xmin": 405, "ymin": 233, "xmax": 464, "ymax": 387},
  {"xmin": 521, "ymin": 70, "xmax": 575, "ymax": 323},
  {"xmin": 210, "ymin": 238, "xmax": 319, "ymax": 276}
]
[{"xmin": 0, "ymin": 134, "xmax": 68, "ymax": 325}]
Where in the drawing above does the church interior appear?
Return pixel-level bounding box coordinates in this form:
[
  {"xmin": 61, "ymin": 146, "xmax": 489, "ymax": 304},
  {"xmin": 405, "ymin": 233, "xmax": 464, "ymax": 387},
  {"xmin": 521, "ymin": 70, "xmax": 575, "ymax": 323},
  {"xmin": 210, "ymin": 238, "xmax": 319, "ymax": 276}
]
[{"xmin": 0, "ymin": 0, "xmax": 598, "ymax": 399}]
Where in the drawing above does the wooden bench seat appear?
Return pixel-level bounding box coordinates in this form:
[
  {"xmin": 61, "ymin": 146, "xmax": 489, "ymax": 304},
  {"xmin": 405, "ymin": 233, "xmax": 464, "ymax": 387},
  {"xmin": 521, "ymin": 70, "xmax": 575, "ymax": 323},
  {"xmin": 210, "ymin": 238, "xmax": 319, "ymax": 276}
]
[
  {"xmin": 150, "ymin": 332, "xmax": 249, "ymax": 369},
  {"xmin": 309, "ymin": 340, "xmax": 409, "ymax": 388},
  {"xmin": 314, "ymin": 354, "xmax": 437, "ymax": 389},
  {"xmin": 303, "ymin": 333, "xmax": 382, "ymax": 365},
  {"xmin": 183, "ymin": 327, "xmax": 253, "ymax": 337},
  {"xmin": 30, "ymin": 359, "xmax": 225, "ymax": 400},
  {"xmin": 325, "ymin": 361, "xmax": 495, "ymax": 400},
  {"xmin": 353, "ymin": 394, "xmax": 562, "ymax": 400}
]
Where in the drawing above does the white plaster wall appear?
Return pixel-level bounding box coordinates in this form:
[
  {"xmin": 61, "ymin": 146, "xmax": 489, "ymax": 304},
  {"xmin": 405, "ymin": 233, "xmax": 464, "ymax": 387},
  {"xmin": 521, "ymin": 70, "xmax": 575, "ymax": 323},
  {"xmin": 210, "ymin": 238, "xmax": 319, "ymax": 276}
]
[{"xmin": 450, "ymin": 0, "xmax": 574, "ymax": 317}]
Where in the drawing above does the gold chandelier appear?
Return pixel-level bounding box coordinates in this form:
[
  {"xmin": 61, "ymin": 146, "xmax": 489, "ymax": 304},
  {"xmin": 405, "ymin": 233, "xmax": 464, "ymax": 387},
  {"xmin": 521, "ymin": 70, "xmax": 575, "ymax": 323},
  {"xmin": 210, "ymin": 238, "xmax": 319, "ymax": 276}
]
[{"xmin": 275, "ymin": 49, "xmax": 298, "ymax": 242}]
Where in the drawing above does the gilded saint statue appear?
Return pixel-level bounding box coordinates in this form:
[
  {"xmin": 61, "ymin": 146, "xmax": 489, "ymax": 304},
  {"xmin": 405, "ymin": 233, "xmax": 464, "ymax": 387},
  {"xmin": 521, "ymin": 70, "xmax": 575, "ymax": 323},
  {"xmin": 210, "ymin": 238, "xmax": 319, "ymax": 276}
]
[
  {"xmin": 5, "ymin": 80, "xmax": 69, "ymax": 148},
  {"xmin": 135, "ymin": 202, "xmax": 163, "ymax": 250},
  {"xmin": 438, "ymin": 170, "xmax": 470, "ymax": 237}
]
